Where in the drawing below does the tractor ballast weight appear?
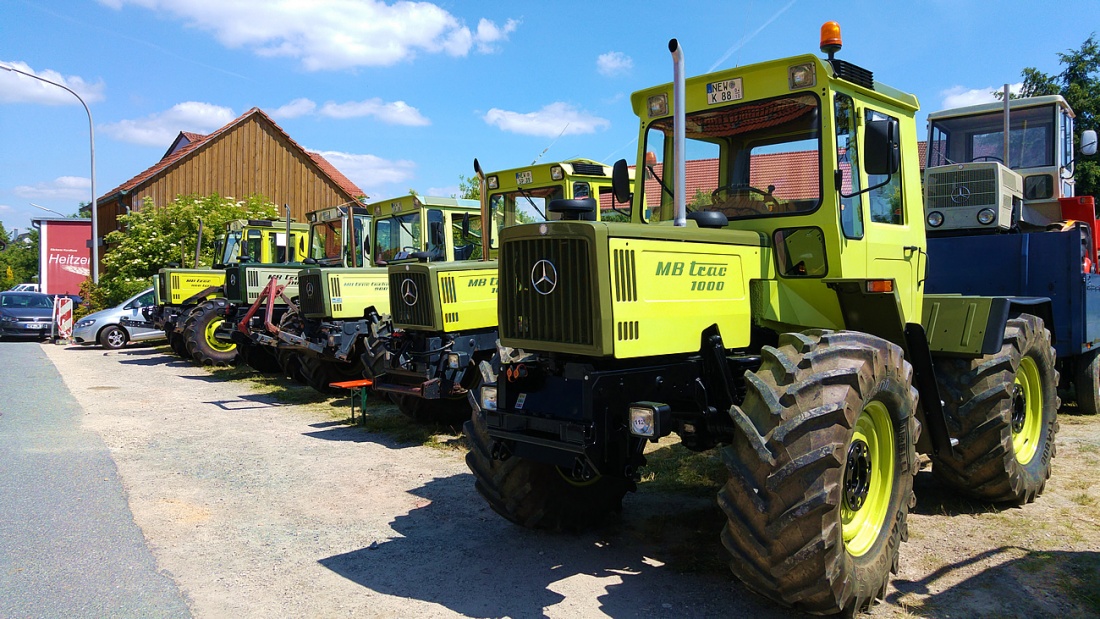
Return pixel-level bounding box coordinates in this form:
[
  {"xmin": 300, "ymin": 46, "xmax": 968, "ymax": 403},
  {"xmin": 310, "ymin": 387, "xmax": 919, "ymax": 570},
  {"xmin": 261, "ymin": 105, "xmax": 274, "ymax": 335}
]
[{"xmin": 465, "ymin": 25, "xmax": 1060, "ymax": 617}]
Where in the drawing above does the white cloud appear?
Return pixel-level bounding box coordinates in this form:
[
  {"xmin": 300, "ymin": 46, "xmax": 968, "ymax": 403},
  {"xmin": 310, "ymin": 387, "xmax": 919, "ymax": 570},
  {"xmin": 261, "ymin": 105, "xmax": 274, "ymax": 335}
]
[
  {"xmin": 309, "ymin": 149, "xmax": 416, "ymax": 191},
  {"xmin": 940, "ymin": 83, "xmax": 1023, "ymax": 109},
  {"xmin": 596, "ymin": 51, "xmax": 633, "ymax": 77},
  {"xmin": 270, "ymin": 97, "xmax": 317, "ymax": 119},
  {"xmin": 320, "ymin": 98, "xmax": 430, "ymax": 126},
  {"xmin": 483, "ymin": 103, "xmax": 610, "ymax": 137},
  {"xmin": 98, "ymin": 1, "xmax": 518, "ymax": 70},
  {"xmin": 426, "ymin": 185, "xmax": 460, "ymax": 198},
  {"xmin": 0, "ymin": 204, "xmax": 12, "ymax": 212},
  {"xmin": 0, "ymin": 60, "xmax": 105, "ymax": 105},
  {"xmin": 14, "ymin": 176, "xmax": 92, "ymax": 201},
  {"xmin": 101, "ymin": 102, "xmax": 236, "ymax": 146}
]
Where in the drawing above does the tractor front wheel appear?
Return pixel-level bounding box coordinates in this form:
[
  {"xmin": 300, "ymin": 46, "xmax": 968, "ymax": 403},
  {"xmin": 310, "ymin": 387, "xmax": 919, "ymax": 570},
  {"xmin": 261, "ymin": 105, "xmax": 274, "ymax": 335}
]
[
  {"xmin": 931, "ymin": 314, "xmax": 1059, "ymax": 504},
  {"xmin": 719, "ymin": 330, "xmax": 918, "ymax": 616},
  {"xmin": 1073, "ymin": 348, "xmax": 1100, "ymax": 415},
  {"xmin": 299, "ymin": 356, "xmax": 364, "ymax": 395},
  {"xmin": 184, "ymin": 300, "xmax": 237, "ymax": 367},
  {"xmin": 464, "ymin": 411, "xmax": 630, "ymax": 532}
]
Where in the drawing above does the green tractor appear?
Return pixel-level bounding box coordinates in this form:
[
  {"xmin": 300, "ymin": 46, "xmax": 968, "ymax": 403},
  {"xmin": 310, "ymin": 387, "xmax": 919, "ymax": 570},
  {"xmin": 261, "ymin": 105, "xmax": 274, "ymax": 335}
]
[
  {"xmin": 224, "ymin": 204, "xmax": 371, "ymax": 380},
  {"xmin": 377, "ymin": 159, "xmax": 630, "ymax": 422},
  {"xmin": 464, "ymin": 24, "xmax": 1059, "ymax": 616},
  {"xmin": 284, "ymin": 194, "xmax": 483, "ymax": 394},
  {"xmin": 149, "ymin": 218, "xmax": 308, "ymax": 363}
]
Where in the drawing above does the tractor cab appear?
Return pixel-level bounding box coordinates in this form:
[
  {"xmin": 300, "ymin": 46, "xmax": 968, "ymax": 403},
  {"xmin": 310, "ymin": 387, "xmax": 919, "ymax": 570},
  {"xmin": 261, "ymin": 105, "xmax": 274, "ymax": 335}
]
[
  {"xmin": 307, "ymin": 205, "xmax": 372, "ymax": 267},
  {"xmin": 370, "ymin": 195, "xmax": 482, "ymax": 264}
]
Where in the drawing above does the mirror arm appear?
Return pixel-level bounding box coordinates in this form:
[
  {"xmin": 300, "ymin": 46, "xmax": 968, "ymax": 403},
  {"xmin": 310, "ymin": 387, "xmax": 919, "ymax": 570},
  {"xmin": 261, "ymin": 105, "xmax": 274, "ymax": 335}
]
[{"xmin": 836, "ymin": 169, "xmax": 893, "ymax": 199}]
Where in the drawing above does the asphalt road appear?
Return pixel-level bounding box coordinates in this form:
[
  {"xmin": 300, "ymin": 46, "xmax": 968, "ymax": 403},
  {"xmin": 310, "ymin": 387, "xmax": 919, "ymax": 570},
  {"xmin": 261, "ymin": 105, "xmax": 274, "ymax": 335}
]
[{"xmin": 0, "ymin": 341, "xmax": 190, "ymax": 619}]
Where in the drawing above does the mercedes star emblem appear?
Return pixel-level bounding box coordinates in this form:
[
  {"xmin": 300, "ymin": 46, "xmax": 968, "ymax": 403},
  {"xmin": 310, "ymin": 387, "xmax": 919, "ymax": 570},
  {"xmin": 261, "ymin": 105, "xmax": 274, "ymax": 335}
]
[
  {"xmin": 229, "ymin": 274, "xmax": 237, "ymax": 286},
  {"xmin": 531, "ymin": 259, "xmax": 558, "ymax": 295},
  {"xmin": 950, "ymin": 185, "xmax": 971, "ymax": 204},
  {"xmin": 305, "ymin": 282, "xmax": 314, "ymax": 297},
  {"xmin": 400, "ymin": 278, "xmax": 419, "ymax": 306}
]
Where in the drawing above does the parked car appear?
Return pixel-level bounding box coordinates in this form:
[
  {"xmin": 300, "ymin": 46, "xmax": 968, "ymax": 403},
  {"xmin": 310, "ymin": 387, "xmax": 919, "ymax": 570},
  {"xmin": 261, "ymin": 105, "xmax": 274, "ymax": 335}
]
[
  {"xmin": 9, "ymin": 283, "xmax": 40, "ymax": 292},
  {"xmin": 72, "ymin": 288, "xmax": 163, "ymax": 349},
  {"xmin": 0, "ymin": 291, "xmax": 55, "ymax": 340}
]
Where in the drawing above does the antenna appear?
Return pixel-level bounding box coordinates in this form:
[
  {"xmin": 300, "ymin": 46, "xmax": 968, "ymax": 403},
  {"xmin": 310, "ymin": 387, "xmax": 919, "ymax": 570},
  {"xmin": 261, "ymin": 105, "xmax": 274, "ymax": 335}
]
[{"xmin": 532, "ymin": 123, "xmax": 570, "ymax": 165}]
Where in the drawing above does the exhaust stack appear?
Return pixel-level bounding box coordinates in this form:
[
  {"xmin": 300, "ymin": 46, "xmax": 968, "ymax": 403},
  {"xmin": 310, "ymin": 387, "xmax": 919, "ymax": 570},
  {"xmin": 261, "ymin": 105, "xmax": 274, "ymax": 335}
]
[
  {"xmin": 194, "ymin": 218, "xmax": 203, "ymax": 268},
  {"xmin": 284, "ymin": 204, "xmax": 292, "ymax": 264},
  {"xmin": 474, "ymin": 158, "xmax": 489, "ymax": 262},
  {"xmin": 670, "ymin": 39, "xmax": 686, "ymax": 227}
]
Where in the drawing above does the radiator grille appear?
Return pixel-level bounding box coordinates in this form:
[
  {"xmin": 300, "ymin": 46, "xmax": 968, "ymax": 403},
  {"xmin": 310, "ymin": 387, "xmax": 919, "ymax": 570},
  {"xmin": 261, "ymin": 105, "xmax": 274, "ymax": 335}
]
[
  {"xmin": 329, "ymin": 275, "xmax": 342, "ymax": 314},
  {"xmin": 389, "ymin": 271, "xmax": 434, "ymax": 328},
  {"xmin": 500, "ymin": 237, "xmax": 592, "ymax": 346},
  {"xmin": 617, "ymin": 321, "xmax": 639, "ymax": 341},
  {"xmin": 613, "ymin": 249, "xmax": 637, "ymax": 302},
  {"xmin": 299, "ymin": 272, "xmax": 325, "ymax": 316},
  {"xmin": 926, "ymin": 168, "xmax": 998, "ymax": 209}
]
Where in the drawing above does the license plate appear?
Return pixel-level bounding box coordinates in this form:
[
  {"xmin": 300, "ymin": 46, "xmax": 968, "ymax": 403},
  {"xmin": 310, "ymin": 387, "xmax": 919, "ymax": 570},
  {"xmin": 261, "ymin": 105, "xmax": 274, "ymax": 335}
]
[
  {"xmin": 23, "ymin": 323, "xmax": 44, "ymax": 330},
  {"xmin": 707, "ymin": 78, "xmax": 743, "ymax": 105},
  {"xmin": 515, "ymin": 170, "xmax": 533, "ymax": 185}
]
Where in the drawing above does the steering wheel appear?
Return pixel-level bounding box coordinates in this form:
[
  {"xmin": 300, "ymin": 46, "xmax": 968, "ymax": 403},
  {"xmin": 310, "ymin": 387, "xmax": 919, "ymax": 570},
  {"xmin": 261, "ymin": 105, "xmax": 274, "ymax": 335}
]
[
  {"xmin": 401, "ymin": 245, "xmax": 419, "ymax": 253},
  {"xmin": 972, "ymin": 155, "xmax": 1004, "ymax": 163},
  {"xmin": 710, "ymin": 184, "xmax": 780, "ymax": 216}
]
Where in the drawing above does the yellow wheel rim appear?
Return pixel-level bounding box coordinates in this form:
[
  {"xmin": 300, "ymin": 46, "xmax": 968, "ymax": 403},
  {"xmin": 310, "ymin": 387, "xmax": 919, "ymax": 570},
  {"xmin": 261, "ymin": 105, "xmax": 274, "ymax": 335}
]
[
  {"xmin": 842, "ymin": 400, "xmax": 895, "ymax": 558},
  {"xmin": 205, "ymin": 316, "xmax": 236, "ymax": 353},
  {"xmin": 1011, "ymin": 356, "xmax": 1043, "ymax": 465}
]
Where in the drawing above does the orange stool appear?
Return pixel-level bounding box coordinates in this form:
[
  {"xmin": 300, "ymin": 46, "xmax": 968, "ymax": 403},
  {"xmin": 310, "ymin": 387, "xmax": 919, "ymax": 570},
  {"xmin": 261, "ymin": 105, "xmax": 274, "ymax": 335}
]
[{"xmin": 329, "ymin": 378, "xmax": 374, "ymax": 424}]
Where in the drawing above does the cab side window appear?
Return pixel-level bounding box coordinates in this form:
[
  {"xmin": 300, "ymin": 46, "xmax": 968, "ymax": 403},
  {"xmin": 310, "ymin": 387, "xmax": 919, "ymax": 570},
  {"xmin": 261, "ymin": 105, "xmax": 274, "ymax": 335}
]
[{"xmin": 866, "ymin": 109, "xmax": 903, "ymax": 225}]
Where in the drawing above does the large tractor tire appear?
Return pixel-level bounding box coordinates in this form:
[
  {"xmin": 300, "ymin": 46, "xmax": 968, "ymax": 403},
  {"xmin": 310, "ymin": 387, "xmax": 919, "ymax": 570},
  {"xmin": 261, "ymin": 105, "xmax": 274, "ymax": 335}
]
[
  {"xmin": 238, "ymin": 341, "xmax": 282, "ymax": 374},
  {"xmin": 299, "ymin": 355, "xmax": 364, "ymax": 395},
  {"xmin": 719, "ymin": 330, "xmax": 918, "ymax": 617},
  {"xmin": 168, "ymin": 321, "xmax": 192, "ymax": 359},
  {"xmin": 278, "ymin": 350, "xmax": 309, "ymax": 385},
  {"xmin": 360, "ymin": 311, "xmax": 393, "ymax": 379},
  {"xmin": 930, "ymin": 314, "xmax": 1059, "ymax": 504},
  {"xmin": 1073, "ymin": 348, "xmax": 1100, "ymax": 415},
  {"xmin": 464, "ymin": 410, "xmax": 630, "ymax": 532},
  {"xmin": 184, "ymin": 299, "xmax": 237, "ymax": 367}
]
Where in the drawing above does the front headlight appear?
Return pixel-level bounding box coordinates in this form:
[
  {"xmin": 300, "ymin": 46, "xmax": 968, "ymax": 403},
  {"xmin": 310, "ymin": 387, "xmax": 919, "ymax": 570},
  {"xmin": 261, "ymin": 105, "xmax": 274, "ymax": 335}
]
[
  {"xmin": 480, "ymin": 385, "xmax": 498, "ymax": 411},
  {"xmin": 927, "ymin": 211, "xmax": 944, "ymax": 228},
  {"xmin": 977, "ymin": 208, "xmax": 996, "ymax": 225},
  {"xmin": 1, "ymin": 315, "xmax": 17, "ymax": 323},
  {"xmin": 75, "ymin": 319, "xmax": 96, "ymax": 328}
]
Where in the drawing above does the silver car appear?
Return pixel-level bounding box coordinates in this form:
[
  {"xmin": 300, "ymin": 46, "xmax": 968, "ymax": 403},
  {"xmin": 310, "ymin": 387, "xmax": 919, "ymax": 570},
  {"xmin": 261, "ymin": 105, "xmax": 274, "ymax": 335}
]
[{"xmin": 73, "ymin": 288, "xmax": 164, "ymax": 349}]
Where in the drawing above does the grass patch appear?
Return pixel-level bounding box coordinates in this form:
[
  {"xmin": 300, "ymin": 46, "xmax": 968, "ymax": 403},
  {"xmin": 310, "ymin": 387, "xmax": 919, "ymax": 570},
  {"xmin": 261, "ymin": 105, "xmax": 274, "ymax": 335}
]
[
  {"xmin": 1056, "ymin": 553, "xmax": 1100, "ymax": 614},
  {"xmin": 358, "ymin": 404, "xmax": 465, "ymax": 450},
  {"xmin": 638, "ymin": 440, "xmax": 726, "ymax": 496},
  {"xmin": 1072, "ymin": 492, "xmax": 1096, "ymax": 507}
]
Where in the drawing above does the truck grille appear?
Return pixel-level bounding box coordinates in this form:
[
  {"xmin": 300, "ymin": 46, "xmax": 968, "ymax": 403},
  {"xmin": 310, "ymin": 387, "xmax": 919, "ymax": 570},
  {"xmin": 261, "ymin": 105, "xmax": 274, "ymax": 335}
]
[
  {"xmin": 500, "ymin": 237, "xmax": 592, "ymax": 346},
  {"xmin": 389, "ymin": 271, "xmax": 434, "ymax": 328},
  {"xmin": 299, "ymin": 272, "xmax": 325, "ymax": 316},
  {"xmin": 926, "ymin": 168, "xmax": 997, "ymax": 209}
]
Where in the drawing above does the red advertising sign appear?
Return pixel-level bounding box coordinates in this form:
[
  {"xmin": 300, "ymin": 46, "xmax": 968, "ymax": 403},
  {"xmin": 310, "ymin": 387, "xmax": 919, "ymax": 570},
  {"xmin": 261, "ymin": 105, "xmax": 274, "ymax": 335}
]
[{"xmin": 38, "ymin": 219, "xmax": 92, "ymax": 295}]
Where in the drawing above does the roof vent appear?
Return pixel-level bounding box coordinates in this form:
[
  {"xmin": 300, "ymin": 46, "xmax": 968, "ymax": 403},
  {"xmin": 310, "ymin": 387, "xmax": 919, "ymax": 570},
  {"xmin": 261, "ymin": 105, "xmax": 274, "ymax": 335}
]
[{"xmin": 830, "ymin": 59, "xmax": 874, "ymax": 90}]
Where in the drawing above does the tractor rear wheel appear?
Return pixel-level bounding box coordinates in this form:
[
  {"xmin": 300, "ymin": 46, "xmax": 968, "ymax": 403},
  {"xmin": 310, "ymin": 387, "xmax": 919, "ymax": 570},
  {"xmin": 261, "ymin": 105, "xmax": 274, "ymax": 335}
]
[
  {"xmin": 1073, "ymin": 348, "xmax": 1100, "ymax": 415},
  {"xmin": 930, "ymin": 314, "xmax": 1059, "ymax": 504},
  {"xmin": 719, "ymin": 330, "xmax": 918, "ymax": 616},
  {"xmin": 464, "ymin": 411, "xmax": 629, "ymax": 532},
  {"xmin": 184, "ymin": 299, "xmax": 237, "ymax": 367},
  {"xmin": 299, "ymin": 356, "xmax": 364, "ymax": 395}
]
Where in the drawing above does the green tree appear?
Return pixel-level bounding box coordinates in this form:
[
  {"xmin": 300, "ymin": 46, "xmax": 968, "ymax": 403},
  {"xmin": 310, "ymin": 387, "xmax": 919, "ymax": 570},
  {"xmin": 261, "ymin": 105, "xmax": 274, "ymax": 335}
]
[
  {"xmin": 1010, "ymin": 35, "xmax": 1100, "ymax": 197},
  {"xmin": 80, "ymin": 193, "xmax": 277, "ymax": 310},
  {"xmin": 455, "ymin": 174, "xmax": 480, "ymax": 200},
  {"xmin": 0, "ymin": 224, "xmax": 40, "ymax": 290}
]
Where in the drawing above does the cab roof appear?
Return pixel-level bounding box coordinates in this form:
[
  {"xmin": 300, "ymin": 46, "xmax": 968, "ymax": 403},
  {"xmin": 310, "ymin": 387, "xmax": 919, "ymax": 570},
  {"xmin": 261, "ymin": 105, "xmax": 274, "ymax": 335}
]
[{"xmin": 927, "ymin": 95, "xmax": 1072, "ymax": 121}]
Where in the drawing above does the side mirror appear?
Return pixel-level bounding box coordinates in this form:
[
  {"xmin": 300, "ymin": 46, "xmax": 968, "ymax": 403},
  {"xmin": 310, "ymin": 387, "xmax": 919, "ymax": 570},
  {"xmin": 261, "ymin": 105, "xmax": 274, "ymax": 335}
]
[
  {"xmin": 461, "ymin": 212, "xmax": 470, "ymax": 239},
  {"xmin": 612, "ymin": 159, "xmax": 632, "ymax": 204},
  {"xmin": 1082, "ymin": 129, "xmax": 1098, "ymax": 157},
  {"xmin": 864, "ymin": 118, "xmax": 900, "ymax": 176},
  {"xmin": 430, "ymin": 221, "xmax": 445, "ymax": 246}
]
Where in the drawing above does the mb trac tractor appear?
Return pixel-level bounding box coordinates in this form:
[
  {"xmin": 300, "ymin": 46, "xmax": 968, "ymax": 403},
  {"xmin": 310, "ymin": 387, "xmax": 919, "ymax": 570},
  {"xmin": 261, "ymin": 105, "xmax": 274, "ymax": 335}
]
[
  {"xmin": 922, "ymin": 95, "xmax": 1100, "ymax": 414},
  {"xmin": 464, "ymin": 24, "xmax": 1059, "ymax": 617},
  {"xmin": 224, "ymin": 204, "xmax": 371, "ymax": 380},
  {"xmin": 148, "ymin": 218, "xmax": 308, "ymax": 362},
  {"xmin": 284, "ymin": 195, "xmax": 481, "ymax": 393},
  {"xmin": 379, "ymin": 159, "xmax": 631, "ymax": 422}
]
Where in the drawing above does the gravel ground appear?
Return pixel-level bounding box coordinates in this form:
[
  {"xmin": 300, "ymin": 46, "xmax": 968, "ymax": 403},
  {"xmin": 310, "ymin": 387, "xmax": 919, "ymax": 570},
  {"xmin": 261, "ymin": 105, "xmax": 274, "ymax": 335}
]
[{"xmin": 41, "ymin": 343, "xmax": 1100, "ymax": 618}]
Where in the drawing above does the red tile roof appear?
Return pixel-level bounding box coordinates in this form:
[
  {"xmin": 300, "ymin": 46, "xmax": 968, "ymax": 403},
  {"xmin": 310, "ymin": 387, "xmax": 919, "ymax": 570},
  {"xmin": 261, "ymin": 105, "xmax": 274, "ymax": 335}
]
[{"xmin": 99, "ymin": 107, "xmax": 365, "ymax": 202}]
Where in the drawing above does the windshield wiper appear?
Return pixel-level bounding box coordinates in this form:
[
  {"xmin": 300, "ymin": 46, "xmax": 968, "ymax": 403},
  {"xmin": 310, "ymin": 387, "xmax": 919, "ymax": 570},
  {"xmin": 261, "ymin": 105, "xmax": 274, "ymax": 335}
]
[{"xmin": 516, "ymin": 187, "xmax": 547, "ymax": 220}]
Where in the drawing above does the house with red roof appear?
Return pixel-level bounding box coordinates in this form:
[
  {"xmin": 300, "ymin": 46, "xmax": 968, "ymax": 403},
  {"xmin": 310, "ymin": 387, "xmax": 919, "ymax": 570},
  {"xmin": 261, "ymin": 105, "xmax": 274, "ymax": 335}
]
[{"xmin": 94, "ymin": 107, "xmax": 365, "ymax": 265}]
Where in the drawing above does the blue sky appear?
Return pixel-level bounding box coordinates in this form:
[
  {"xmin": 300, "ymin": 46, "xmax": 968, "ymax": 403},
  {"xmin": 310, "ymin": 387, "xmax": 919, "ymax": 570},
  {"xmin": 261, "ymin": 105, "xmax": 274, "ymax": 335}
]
[{"xmin": 1, "ymin": 0, "xmax": 1096, "ymax": 234}]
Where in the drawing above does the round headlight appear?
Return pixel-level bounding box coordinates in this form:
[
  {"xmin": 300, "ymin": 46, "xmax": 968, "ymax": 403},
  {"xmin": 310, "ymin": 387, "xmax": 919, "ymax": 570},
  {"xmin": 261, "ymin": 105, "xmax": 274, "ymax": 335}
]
[
  {"xmin": 977, "ymin": 208, "xmax": 996, "ymax": 225},
  {"xmin": 927, "ymin": 211, "xmax": 944, "ymax": 227}
]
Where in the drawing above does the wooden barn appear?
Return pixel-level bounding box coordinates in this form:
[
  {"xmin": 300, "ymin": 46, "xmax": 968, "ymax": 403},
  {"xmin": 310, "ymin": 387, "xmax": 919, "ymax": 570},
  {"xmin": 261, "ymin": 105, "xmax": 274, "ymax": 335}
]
[{"xmin": 94, "ymin": 107, "xmax": 365, "ymax": 260}]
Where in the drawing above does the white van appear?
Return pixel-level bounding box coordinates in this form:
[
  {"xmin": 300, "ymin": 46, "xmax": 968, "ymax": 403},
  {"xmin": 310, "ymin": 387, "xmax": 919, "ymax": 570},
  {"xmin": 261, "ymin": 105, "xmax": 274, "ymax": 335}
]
[{"xmin": 10, "ymin": 283, "xmax": 40, "ymax": 292}]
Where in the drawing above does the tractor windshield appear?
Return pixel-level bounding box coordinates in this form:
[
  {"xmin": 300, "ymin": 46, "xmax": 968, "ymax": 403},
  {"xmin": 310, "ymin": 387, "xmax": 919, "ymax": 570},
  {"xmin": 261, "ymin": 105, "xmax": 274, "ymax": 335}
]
[
  {"xmin": 488, "ymin": 185, "xmax": 564, "ymax": 232},
  {"xmin": 642, "ymin": 92, "xmax": 822, "ymax": 222},
  {"xmin": 217, "ymin": 232, "xmax": 238, "ymax": 265},
  {"xmin": 927, "ymin": 104, "xmax": 1057, "ymax": 169},
  {"xmin": 374, "ymin": 212, "xmax": 421, "ymax": 263},
  {"xmin": 309, "ymin": 216, "xmax": 346, "ymax": 265}
]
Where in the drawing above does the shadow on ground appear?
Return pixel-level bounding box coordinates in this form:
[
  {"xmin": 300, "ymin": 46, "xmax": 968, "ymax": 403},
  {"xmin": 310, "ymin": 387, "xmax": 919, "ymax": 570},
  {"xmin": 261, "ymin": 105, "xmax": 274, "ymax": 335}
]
[
  {"xmin": 318, "ymin": 476, "xmax": 798, "ymax": 619},
  {"xmin": 888, "ymin": 547, "xmax": 1100, "ymax": 617}
]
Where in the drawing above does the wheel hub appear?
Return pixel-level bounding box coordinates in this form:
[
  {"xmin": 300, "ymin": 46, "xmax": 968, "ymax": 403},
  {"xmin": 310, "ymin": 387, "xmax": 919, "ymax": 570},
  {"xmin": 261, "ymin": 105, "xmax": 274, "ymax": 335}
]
[
  {"xmin": 1011, "ymin": 384, "xmax": 1027, "ymax": 434},
  {"xmin": 844, "ymin": 439, "xmax": 872, "ymax": 511}
]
